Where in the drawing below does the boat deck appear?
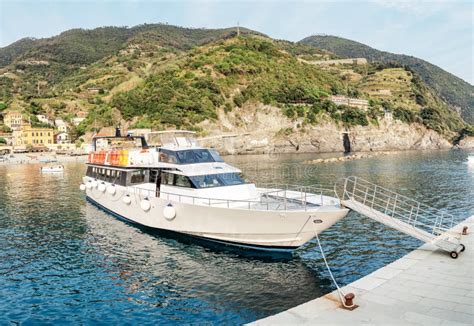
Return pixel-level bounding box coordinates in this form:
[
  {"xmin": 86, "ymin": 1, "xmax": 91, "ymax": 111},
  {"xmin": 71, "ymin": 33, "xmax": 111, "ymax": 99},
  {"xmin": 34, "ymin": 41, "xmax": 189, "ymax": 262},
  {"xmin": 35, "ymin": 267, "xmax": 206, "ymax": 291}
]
[{"xmin": 251, "ymin": 216, "xmax": 474, "ymax": 325}]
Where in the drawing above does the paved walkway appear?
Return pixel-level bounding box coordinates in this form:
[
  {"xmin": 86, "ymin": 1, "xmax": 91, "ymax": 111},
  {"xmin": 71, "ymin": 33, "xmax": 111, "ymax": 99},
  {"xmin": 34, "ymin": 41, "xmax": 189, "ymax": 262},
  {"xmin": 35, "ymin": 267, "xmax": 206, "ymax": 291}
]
[{"xmin": 252, "ymin": 216, "xmax": 474, "ymax": 325}]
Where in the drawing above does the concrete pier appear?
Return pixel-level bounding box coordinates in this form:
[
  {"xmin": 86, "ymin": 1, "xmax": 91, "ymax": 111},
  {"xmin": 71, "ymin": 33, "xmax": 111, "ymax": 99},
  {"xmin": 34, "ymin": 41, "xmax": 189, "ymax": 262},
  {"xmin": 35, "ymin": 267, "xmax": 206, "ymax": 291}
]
[{"xmin": 252, "ymin": 216, "xmax": 474, "ymax": 325}]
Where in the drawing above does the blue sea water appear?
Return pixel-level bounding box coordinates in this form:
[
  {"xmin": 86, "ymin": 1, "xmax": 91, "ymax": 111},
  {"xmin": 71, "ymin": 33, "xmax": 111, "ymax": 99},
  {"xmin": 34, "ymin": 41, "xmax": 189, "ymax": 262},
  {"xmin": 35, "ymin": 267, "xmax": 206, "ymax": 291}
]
[{"xmin": 0, "ymin": 150, "xmax": 472, "ymax": 324}]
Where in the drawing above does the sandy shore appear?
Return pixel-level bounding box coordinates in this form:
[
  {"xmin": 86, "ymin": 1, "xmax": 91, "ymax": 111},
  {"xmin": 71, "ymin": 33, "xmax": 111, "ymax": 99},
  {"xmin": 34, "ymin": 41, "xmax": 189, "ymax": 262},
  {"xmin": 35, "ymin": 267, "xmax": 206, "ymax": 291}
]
[{"xmin": 0, "ymin": 153, "xmax": 88, "ymax": 166}]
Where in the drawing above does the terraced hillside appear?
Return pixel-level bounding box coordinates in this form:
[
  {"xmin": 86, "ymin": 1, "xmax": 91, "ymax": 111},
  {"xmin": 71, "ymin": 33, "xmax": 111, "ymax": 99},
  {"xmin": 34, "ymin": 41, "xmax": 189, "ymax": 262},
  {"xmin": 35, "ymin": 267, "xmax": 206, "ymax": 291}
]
[
  {"xmin": 0, "ymin": 24, "xmax": 470, "ymax": 147},
  {"xmin": 300, "ymin": 35, "xmax": 474, "ymax": 124}
]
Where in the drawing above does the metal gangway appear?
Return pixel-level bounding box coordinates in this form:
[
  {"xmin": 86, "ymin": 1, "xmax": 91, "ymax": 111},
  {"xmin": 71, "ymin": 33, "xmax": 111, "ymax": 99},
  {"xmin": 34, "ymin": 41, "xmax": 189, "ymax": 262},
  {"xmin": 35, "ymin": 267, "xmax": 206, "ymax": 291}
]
[{"xmin": 336, "ymin": 176, "xmax": 465, "ymax": 258}]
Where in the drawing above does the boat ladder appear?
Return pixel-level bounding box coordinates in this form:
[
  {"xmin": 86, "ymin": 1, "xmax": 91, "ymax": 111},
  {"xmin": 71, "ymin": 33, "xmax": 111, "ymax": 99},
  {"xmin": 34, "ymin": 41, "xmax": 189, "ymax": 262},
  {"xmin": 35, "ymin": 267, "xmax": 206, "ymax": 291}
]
[{"xmin": 336, "ymin": 176, "xmax": 465, "ymax": 258}]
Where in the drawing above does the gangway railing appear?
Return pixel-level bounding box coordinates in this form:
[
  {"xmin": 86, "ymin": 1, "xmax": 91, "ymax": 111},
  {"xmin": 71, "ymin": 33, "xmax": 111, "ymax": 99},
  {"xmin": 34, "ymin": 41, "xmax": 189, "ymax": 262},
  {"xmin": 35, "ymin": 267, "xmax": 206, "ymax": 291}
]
[{"xmin": 336, "ymin": 176, "xmax": 465, "ymax": 258}]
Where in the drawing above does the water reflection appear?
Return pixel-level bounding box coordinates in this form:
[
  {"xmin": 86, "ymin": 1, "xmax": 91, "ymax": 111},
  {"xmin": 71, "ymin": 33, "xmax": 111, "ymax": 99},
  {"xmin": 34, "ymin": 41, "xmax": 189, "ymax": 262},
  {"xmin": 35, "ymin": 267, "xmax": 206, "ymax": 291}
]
[{"xmin": 0, "ymin": 149, "xmax": 472, "ymax": 323}]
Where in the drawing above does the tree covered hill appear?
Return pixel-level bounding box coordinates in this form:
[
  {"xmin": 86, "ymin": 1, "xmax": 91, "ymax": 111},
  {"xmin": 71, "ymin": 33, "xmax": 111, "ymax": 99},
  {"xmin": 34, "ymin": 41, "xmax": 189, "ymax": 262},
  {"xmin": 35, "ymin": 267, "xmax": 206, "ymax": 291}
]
[
  {"xmin": 0, "ymin": 24, "xmax": 469, "ymax": 142},
  {"xmin": 0, "ymin": 24, "xmax": 263, "ymax": 68},
  {"xmin": 299, "ymin": 35, "xmax": 473, "ymax": 124}
]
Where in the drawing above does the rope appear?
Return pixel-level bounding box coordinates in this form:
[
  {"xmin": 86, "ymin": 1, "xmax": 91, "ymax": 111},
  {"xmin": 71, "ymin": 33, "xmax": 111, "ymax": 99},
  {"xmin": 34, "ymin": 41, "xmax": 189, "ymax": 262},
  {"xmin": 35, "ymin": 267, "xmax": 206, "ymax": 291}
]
[{"xmin": 312, "ymin": 223, "xmax": 353, "ymax": 308}]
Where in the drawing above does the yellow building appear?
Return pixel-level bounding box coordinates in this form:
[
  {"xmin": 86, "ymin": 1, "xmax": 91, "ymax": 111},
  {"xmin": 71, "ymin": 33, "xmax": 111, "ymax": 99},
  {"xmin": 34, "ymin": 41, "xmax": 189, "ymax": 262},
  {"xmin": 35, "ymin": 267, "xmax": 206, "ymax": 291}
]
[
  {"xmin": 15, "ymin": 125, "xmax": 54, "ymax": 147},
  {"xmin": 3, "ymin": 111, "xmax": 24, "ymax": 130}
]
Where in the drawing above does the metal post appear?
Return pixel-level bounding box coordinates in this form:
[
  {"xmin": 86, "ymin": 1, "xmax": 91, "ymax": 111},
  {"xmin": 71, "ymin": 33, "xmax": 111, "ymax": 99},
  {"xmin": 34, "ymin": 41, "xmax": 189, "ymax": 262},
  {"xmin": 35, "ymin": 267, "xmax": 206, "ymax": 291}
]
[
  {"xmin": 372, "ymin": 185, "xmax": 377, "ymax": 208},
  {"xmin": 414, "ymin": 203, "xmax": 420, "ymax": 226},
  {"xmin": 352, "ymin": 177, "xmax": 357, "ymax": 199},
  {"xmin": 363, "ymin": 185, "xmax": 369, "ymax": 205},
  {"xmin": 385, "ymin": 197, "xmax": 391, "ymax": 215},
  {"xmin": 392, "ymin": 194, "xmax": 397, "ymax": 218},
  {"xmin": 304, "ymin": 191, "xmax": 307, "ymax": 211}
]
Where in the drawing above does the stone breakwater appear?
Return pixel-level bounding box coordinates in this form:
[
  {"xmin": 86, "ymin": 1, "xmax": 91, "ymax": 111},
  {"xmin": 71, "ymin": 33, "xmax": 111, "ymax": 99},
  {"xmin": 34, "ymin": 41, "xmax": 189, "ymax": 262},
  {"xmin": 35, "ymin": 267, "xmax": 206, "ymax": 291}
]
[{"xmin": 304, "ymin": 151, "xmax": 394, "ymax": 164}]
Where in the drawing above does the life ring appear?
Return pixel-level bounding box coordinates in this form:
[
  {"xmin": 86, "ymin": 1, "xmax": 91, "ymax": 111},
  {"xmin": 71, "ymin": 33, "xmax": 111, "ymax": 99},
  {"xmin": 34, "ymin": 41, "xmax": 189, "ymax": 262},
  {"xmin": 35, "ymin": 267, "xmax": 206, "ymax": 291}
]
[{"xmin": 122, "ymin": 195, "xmax": 131, "ymax": 205}]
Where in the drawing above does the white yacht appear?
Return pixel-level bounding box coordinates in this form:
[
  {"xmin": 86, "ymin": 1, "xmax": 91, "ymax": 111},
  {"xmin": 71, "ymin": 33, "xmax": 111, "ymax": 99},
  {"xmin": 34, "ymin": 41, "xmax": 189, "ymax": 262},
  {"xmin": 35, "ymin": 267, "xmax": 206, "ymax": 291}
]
[{"xmin": 80, "ymin": 131, "xmax": 349, "ymax": 254}]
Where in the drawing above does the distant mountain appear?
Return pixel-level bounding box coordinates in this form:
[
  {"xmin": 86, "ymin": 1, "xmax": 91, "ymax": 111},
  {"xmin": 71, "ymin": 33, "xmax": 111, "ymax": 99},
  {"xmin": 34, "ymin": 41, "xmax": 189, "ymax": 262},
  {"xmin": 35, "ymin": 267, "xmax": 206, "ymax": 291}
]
[
  {"xmin": 300, "ymin": 35, "xmax": 473, "ymax": 124},
  {"xmin": 0, "ymin": 24, "xmax": 263, "ymax": 68}
]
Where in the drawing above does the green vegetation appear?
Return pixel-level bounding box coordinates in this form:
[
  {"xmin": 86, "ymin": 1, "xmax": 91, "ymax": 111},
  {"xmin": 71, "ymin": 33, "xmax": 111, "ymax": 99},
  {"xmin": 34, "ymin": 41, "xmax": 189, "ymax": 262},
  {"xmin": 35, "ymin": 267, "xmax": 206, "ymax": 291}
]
[
  {"xmin": 0, "ymin": 24, "xmax": 469, "ymax": 141},
  {"xmin": 300, "ymin": 35, "xmax": 474, "ymax": 124},
  {"xmin": 110, "ymin": 37, "xmax": 343, "ymax": 129},
  {"xmin": 0, "ymin": 125, "xmax": 11, "ymax": 133},
  {"xmin": 0, "ymin": 137, "xmax": 6, "ymax": 144}
]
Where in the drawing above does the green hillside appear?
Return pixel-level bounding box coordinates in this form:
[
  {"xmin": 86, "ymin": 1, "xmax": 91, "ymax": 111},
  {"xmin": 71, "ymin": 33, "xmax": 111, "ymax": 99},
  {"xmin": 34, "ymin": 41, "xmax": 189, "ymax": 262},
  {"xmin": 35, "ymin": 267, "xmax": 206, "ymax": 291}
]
[
  {"xmin": 0, "ymin": 25, "xmax": 468, "ymax": 143},
  {"xmin": 0, "ymin": 24, "xmax": 263, "ymax": 68},
  {"xmin": 300, "ymin": 35, "xmax": 474, "ymax": 124}
]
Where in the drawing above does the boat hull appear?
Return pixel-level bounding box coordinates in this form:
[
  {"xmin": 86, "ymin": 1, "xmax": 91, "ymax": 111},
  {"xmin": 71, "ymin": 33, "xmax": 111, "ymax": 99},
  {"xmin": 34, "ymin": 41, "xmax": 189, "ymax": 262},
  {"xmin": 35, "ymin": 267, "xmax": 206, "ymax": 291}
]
[{"xmin": 84, "ymin": 178, "xmax": 349, "ymax": 251}]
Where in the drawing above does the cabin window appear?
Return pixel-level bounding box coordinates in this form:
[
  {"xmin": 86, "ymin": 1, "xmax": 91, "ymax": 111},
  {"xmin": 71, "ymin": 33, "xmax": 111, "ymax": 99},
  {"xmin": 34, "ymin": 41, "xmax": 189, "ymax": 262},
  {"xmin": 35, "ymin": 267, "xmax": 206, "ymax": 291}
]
[
  {"xmin": 158, "ymin": 149, "xmax": 224, "ymax": 164},
  {"xmin": 161, "ymin": 172, "xmax": 194, "ymax": 188},
  {"xmin": 159, "ymin": 150, "xmax": 179, "ymax": 164},
  {"xmin": 130, "ymin": 170, "xmax": 145, "ymax": 184},
  {"xmin": 208, "ymin": 149, "xmax": 224, "ymax": 162},
  {"xmin": 175, "ymin": 174, "xmax": 192, "ymax": 188},
  {"xmin": 163, "ymin": 172, "xmax": 174, "ymax": 185},
  {"xmin": 189, "ymin": 173, "xmax": 246, "ymax": 188}
]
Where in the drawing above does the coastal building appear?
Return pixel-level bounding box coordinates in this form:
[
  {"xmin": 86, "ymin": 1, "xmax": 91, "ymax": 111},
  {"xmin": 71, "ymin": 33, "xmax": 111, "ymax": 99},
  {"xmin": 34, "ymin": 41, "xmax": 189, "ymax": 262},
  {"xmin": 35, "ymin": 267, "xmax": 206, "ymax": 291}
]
[
  {"xmin": 330, "ymin": 95, "xmax": 369, "ymax": 109},
  {"xmin": 36, "ymin": 114, "xmax": 53, "ymax": 126},
  {"xmin": 3, "ymin": 111, "xmax": 24, "ymax": 130},
  {"xmin": 14, "ymin": 125, "xmax": 54, "ymax": 147},
  {"xmin": 72, "ymin": 117, "xmax": 85, "ymax": 126},
  {"xmin": 55, "ymin": 119, "xmax": 68, "ymax": 133},
  {"xmin": 55, "ymin": 132, "xmax": 70, "ymax": 144}
]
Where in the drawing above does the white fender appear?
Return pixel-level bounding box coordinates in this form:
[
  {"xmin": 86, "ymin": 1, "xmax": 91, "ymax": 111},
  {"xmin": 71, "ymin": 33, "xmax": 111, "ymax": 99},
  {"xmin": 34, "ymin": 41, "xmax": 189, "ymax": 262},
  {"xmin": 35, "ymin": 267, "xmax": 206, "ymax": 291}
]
[
  {"xmin": 122, "ymin": 195, "xmax": 131, "ymax": 205},
  {"xmin": 86, "ymin": 182, "xmax": 93, "ymax": 189},
  {"xmin": 98, "ymin": 183, "xmax": 106, "ymax": 192},
  {"xmin": 91, "ymin": 180, "xmax": 98, "ymax": 188},
  {"xmin": 79, "ymin": 184, "xmax": 86, "ymax": 191},
  {"xmin": 107, "ymin": 185, "xmax": 116, "ymax": 195},
  {"xmin": 163, "ymin": 204, "xmax": 176, "ymax": 221},
  {"xmin": 140, "ymin": 199, "xmax": 151, "ymax": 212}
]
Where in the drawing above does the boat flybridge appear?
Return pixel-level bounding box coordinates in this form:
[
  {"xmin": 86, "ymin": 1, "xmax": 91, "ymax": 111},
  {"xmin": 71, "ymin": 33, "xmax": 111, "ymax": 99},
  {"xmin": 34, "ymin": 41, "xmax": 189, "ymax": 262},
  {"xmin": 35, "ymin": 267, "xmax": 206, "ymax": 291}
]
[{"xmin": 80, "ymin": 130, "xmax": 349, "ymax": 254}]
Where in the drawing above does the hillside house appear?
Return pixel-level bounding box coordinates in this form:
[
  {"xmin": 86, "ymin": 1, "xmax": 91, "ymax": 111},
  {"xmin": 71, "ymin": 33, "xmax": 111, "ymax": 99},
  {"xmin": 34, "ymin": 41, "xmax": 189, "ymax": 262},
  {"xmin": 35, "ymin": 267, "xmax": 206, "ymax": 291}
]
[
  {"xmin": 3, "ymin": 112, "xmax": 24, "ymax": 130},
  {"xmin": 330, "ymin": 95, "xmax": 369, "ymax": 109},
  {"xmin": 72, "ymin": 117, "xmax": 85, "ymax": 126},
  {"xmin": 36, "ymin": 114, "xmax": 53, "ymax": 126},
  {"xmin": 55, "ymin": 119, "xmax": 68, "ymax": 133},
  {"xmin": 55, "ymin": 132, "xmax": 70, "ymax": 144}
]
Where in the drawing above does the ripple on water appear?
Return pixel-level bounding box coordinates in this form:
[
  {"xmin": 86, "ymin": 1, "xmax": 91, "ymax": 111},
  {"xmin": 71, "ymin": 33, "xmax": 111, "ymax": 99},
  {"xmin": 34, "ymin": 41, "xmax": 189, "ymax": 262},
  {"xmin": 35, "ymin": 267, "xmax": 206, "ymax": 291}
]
[{"xmin": 0, "ymin": 150, "xmax": 473, "ymax": 323}]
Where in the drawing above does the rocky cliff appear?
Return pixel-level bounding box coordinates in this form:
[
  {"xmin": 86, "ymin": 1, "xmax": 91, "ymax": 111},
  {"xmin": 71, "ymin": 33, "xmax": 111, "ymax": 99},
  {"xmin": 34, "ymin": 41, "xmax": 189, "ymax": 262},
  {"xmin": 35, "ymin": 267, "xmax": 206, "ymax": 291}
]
[
  {"xmin": 458, "ymin": 136, "xmax": 474, "ymax": 149},
  {"xmin": 199, "ymin": 104, "xmax": 452, "ymax": 155}
]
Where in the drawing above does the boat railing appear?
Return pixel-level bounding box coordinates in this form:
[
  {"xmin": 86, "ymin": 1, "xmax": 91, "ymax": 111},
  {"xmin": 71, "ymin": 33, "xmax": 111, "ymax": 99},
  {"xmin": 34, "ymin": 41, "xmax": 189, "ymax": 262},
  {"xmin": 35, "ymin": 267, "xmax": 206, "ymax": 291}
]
[{"xmin": 130, "ymin": 183, "xmax": 338, "ymax": 211}]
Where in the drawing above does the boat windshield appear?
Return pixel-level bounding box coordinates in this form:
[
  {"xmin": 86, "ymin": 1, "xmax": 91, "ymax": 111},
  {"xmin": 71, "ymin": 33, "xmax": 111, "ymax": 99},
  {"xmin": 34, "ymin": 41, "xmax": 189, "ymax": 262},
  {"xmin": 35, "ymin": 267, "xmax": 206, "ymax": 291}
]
[
  {"xmin": 189, "ymin": 173, "xmax": 245, "ymax": 188},
  {"xmin": 159, "ymin": 149, "xmax": 224, "ymax": 164}
]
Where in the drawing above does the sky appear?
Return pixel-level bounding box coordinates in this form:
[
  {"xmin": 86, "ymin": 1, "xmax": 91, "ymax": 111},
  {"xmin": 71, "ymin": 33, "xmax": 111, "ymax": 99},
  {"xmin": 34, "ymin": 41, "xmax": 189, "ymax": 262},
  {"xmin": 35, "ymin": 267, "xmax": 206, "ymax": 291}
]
[{"xmin": 0, "ymin": 0, "xmax": 472, "ymax": 84}]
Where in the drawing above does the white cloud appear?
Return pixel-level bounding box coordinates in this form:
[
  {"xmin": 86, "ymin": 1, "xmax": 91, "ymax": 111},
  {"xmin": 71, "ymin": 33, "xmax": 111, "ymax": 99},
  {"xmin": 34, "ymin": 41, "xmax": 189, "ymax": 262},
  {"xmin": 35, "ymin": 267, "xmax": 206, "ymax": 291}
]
[{"xmin": 370, "ymin": 0, "xmax": 457, "ymax": 16}]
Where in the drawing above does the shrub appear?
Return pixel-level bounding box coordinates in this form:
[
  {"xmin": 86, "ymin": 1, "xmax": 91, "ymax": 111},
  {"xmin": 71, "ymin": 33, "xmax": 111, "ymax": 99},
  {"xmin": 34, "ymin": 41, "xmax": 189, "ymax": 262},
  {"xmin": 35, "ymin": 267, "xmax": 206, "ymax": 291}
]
[
  {"xmin": 341, "ymin": 106, "xmax": 369, "ymax": 126},
  {"xmin": 233, "ymin": 94, "xmax": 245, "ymax": 108},
  {"xmin": 420, "ymin": 107, "xmax": 444, "ymax": 133},
  {"xmin": 393, "ymin": 107, "xmax": 418, "ymax": 124}
]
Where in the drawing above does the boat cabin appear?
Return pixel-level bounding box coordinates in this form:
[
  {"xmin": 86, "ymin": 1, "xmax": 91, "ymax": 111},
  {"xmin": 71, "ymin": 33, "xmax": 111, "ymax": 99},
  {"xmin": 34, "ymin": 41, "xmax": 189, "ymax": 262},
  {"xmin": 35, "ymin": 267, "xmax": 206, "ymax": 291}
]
[{"xmin": 86, "ymin": 131, "xmax": 251, "ymax": 198}]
